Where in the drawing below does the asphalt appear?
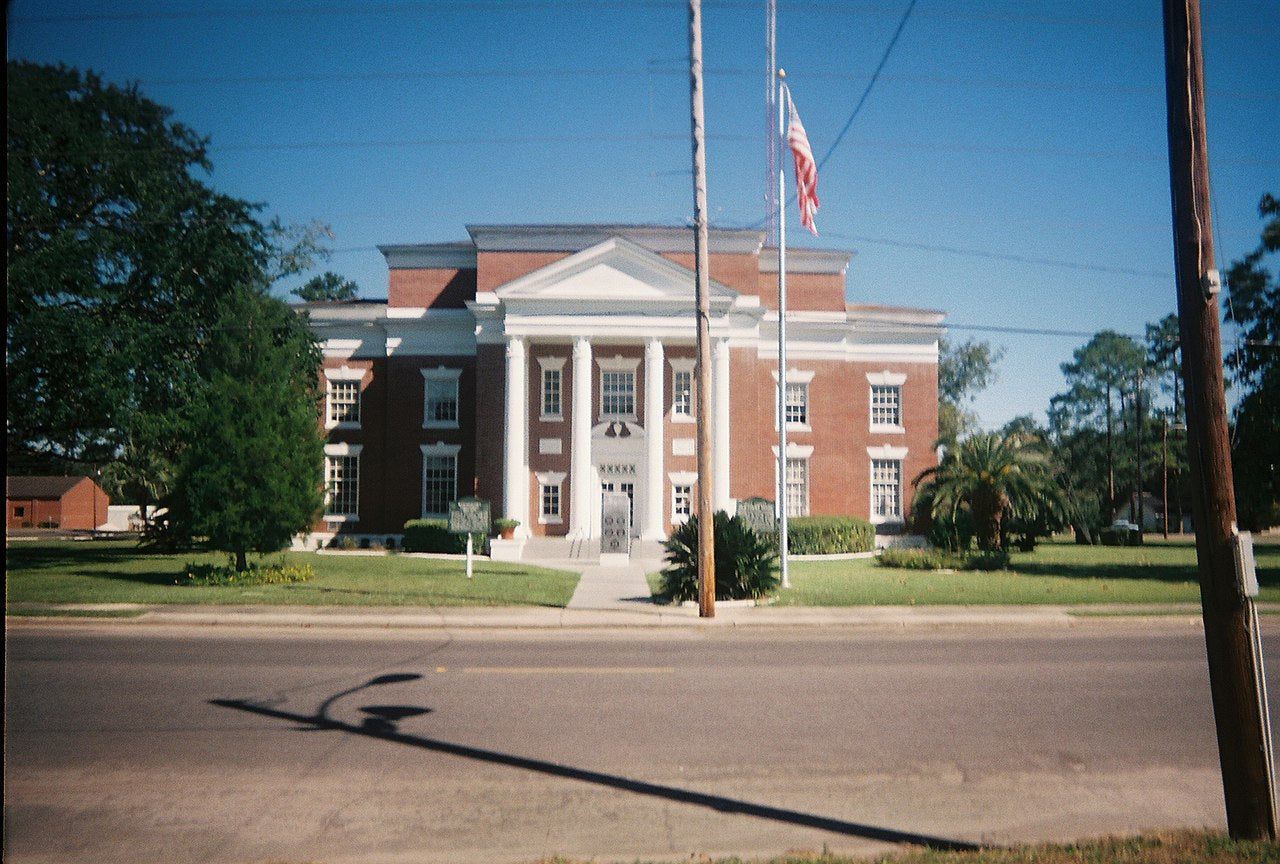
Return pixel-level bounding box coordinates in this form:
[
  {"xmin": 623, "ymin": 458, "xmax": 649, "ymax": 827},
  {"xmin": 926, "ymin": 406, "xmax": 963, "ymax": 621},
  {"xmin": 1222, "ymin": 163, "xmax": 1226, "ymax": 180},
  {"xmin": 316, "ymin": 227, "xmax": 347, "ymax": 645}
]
[{"xmin": 7, "ymin": 537, "xmax": 1226, "ymax": 631}]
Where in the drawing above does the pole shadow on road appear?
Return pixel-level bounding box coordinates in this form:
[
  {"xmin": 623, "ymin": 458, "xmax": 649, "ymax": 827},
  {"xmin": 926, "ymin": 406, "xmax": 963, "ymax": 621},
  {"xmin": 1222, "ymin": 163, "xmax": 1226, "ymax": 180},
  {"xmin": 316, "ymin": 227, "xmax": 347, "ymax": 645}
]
[{"xmin": 210, "ymin": 674, "xmax": 977, "ymax": 852}]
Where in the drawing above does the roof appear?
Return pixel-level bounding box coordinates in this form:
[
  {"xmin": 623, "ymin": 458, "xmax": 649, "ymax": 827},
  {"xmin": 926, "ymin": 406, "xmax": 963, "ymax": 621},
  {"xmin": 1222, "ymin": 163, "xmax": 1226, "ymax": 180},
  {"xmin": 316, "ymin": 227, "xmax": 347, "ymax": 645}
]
[{"xmin": 6, "ymin": 475, "xmax": 92, "ymax": 499}]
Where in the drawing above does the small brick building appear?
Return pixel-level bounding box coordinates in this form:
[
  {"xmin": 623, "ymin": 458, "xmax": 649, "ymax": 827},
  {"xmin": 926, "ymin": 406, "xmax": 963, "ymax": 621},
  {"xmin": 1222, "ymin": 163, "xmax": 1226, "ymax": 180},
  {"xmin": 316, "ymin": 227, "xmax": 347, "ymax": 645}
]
[
  {"xmin": 301, "ymin": 224, "xmax": 942, "ymax": 544},
  {"xmin": 6, "ymin": 476, "xmax": 110, "ymax": 531}
]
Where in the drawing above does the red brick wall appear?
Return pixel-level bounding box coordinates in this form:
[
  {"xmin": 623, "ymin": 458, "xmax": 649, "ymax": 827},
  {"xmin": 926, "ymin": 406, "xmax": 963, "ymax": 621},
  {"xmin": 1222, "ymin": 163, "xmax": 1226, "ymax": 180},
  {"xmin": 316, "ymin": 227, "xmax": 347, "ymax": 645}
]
[
  {"xmin": 476, "ymin": 251, "xmax": 570, "ymax": 294},
  {"xmin": 526, "ymin": 345, "xmax": 572, "ymax": 537},
  {"xmin": 754, "ymin": 270, "xmax": 847, "ymax": 312},
  {"xmin": 388, "ymin": 268, "xmax": 476, "ymax": 309}
]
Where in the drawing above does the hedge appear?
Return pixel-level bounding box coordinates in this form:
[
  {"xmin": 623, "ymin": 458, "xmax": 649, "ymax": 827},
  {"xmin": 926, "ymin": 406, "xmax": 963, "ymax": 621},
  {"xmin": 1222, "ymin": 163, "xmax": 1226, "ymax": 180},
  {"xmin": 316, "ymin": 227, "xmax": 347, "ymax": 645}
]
[
  {"xmin": 786, "ymin": 515, "xmax": 875, "ymax": 555},
  {"xmin": 402, "ymin": 519, "xmax": 487, "ymax": 554}
]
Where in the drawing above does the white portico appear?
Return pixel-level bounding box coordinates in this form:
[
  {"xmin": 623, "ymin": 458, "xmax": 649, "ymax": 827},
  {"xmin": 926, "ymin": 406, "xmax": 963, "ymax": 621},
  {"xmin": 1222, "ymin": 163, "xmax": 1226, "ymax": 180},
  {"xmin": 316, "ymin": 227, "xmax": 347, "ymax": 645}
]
[{"xmin": 469, "ymin": 236, "xmax": 758, "ymax": 541}]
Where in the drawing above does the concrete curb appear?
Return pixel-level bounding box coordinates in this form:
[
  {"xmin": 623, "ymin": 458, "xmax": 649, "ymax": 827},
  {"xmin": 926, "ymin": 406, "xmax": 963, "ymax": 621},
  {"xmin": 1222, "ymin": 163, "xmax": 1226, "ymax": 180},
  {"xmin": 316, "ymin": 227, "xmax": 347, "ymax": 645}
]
[{"xmin": 6, "ymin": 602, "xmax": 1228, "ymax": 631}]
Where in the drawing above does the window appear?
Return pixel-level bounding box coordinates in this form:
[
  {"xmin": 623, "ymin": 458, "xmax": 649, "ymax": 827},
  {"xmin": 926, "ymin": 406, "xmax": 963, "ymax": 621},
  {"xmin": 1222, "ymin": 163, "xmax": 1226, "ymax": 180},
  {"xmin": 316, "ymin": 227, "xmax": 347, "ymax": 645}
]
[
  {"xmin": 536, "ymin": 471, "xmax": 566, "ymax": 525},
  {"xmin": 325, "ymin": 455, "xmax": 359, "ymax": 519},
  {"xmin": 13, "ymin": 506, "xmax": 26, "ymax": 518},
  {"xmin": 785, "ymin": 458, "xmax": 809, "ymax": 517},
  {"xmin": 871, "ymin": 384, "xmax": 901, "ymax": 428},
  {"xmin": 670, "ymin": 359, "xmax": 695, "ymax": 421},
  {"xmin": 328, "ymin": 380, "xmax": 360, "ymax": 426},
  {"xmin": 601, "ymin": 370, "xmax": 635, "ymax": 417},
  {"xmin": 871, "ymin": 459, "xmax": 903, "ymax": 522},
  {"xmin": 542, "ymin": 367, "xmax": 562, "ymax": 418},
  {"xmin": 422, "ymin": 368, "xmax": 462, "ymax": 429},
  {"xmin": 785, "ymin": 382, "xmax": 808, "ymax": 426},
  {"xmin": 421, "ymin": 452, "xmax": 457, "ymax": 517},
  {"xmin": 542, "ymin": 484, "xmax": 561, "ymax": 522},
  {"xmin": 324, "ymin": 367, "xmax": 364, "ymax": 429},
  {"xmin": 538, "ymin": 357, "xmax": 565, "ymax": 420},
  {"xmin": 672, "ymin": 485, "xmax": 692, "ymax": 523}
]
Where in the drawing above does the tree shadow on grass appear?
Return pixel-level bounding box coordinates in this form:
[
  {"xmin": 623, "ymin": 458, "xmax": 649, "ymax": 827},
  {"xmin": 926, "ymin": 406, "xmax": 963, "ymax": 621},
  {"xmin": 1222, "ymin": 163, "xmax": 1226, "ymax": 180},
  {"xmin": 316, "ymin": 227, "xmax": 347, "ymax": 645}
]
[{"xmin": 211, "ymin": 673, "xmax": 978, "ymax": 853}]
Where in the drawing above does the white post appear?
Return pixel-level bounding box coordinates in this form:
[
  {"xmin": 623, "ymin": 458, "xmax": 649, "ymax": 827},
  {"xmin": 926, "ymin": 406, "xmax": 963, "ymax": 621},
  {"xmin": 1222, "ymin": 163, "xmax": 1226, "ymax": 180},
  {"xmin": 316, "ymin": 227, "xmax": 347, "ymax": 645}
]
[
  {"xmin": 713, "ymin": 337, "xmax": 731, "ymax": 511},
  {"xmin": 570, "ymin": 336, "xmax": 594, "ymax": 537},
  {"xmin": 466, "ymin": 533, "xmax": 473, "ymax": 579},
  {"xmin": 644, "ymin": 338, "xmax": 666, "ymax": 540},
  {"xmin": 503, "ymin": 337, "xmax": 528, "ymax": 534},
  {"xmin": 777, "ymin": 71, "xmax": 791, "ymax": 589}
]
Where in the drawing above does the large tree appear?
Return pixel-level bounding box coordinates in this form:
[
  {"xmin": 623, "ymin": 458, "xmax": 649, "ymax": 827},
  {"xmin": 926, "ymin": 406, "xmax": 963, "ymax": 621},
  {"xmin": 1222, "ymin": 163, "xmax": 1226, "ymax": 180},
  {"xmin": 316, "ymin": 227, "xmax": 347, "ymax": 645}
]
[
  {"xmin": 164, "ymin": 291, "xmax": 325, "ymax": 571},
  {"xmin": 1225, "ymin": 194, "xmax": 1279, "ymax": 529},
  {"xmin": 937, "ymin": 337, "xmax": 1004, "ymax": 446},
  {"xmin": 1050, "ymin": 330, "xmax": 1146, "ymax": 510},
  {"xmin": 8, "ymin": 62, "xmax": 329, "ymax": 554},
  {"xmin": 6, "ymin": 61, "xmax": 324, "ymax": 484}
]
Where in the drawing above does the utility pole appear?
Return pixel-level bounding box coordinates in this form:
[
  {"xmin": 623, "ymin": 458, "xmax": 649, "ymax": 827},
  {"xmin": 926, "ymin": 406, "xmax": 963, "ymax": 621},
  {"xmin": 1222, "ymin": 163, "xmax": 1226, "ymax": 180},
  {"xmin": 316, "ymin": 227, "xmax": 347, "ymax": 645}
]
[
  {"xmin": 689, "ymin": 0, "xmax": 715, "ymax": 618},
  {"xmin": 1162, "ymin": 0, "xmax": 1277, "ymax": 839},
  {"xmin": 1136, "ymin": 368, "xmax": 1145, "ymax": 536},
  {"xmin": 1162, "ymin": 412, "xmax": 1170, "ymax": 540}
]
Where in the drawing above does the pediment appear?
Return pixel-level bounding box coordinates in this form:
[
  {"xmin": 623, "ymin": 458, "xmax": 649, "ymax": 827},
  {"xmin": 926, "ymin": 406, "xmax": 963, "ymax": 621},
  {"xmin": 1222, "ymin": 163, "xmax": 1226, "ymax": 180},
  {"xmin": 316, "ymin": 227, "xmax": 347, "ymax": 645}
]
[{"xmin": 495, "ymin": 237, "xmax": 737, "ymax": 303}]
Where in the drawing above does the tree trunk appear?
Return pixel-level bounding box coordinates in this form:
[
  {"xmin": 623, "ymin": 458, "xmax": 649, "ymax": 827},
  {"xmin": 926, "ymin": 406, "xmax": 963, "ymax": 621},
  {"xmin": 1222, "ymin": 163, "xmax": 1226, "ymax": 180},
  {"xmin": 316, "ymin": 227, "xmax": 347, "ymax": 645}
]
[
  {"xmin": 235, "ymin": 549, "xmax": 248, "ymax": 572},
  {"xmin": 1105, "ymin": 383, "xmax": 1115, "ymax": 509}
]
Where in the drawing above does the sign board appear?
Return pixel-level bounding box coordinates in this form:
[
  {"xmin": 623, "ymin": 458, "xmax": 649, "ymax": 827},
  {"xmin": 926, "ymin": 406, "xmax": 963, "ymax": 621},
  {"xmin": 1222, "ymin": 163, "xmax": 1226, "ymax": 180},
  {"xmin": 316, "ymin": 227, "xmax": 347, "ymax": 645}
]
[
  {"xmin": 449, "ymin": 497, "xmax": 491, "ymax": 536},
  {"xmin": 600, "ymin": 491, "xmax": 631, "ymax": 556},
  {"xmin": 737, "ymin": 497, "xmax": 777, "ymax": 535}
]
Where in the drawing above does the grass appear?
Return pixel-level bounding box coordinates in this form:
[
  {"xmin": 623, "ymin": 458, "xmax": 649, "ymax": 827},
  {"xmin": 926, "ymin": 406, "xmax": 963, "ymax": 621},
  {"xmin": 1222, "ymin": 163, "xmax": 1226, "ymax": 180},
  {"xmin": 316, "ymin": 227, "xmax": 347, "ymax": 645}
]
[
  {"xmin": 536, "ymin": 830, "xmax": 1278, "ymax": 864},
  {"xmin": 5, "ymin": 539, "xmax": 579, "ymax": 609},
  {"xmin": 658, "ymin": 535, "xmax": 1279, "ymax": 607}
]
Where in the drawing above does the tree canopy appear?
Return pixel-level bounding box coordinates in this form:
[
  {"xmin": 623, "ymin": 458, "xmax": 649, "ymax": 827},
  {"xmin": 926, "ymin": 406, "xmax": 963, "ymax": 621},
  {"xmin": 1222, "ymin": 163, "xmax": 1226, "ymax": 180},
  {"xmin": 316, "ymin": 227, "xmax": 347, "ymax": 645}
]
[
  {"xmin": 1225, "ymin": 193, "xmax": 1279, "ymax": 529},
  {"xmin": 293, "ymin": 271, "xmax": 359, "ymax": 302},
  {"xmin": 937, "ymin": 337, "xmax": 1004, "ymax": 445}
]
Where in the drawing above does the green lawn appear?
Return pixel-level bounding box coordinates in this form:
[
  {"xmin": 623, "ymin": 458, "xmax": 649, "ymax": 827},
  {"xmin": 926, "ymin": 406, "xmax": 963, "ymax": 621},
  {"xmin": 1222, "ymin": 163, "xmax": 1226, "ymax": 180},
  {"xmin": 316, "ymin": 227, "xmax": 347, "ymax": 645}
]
[
  {"xmin": 5, "ymin": 539, "xmax": 579, "ymax": 608},
  {"xmin": 767, "ymin": 536, "xmax": 1280, "ymax": 607}
]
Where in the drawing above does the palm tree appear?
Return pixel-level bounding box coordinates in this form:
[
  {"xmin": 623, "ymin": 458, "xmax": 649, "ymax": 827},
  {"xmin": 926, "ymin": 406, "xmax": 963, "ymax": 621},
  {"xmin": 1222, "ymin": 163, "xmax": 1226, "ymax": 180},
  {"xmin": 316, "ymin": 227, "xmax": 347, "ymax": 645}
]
[{"xmin": 914, "ymin": 432, "xmax": 1065, "ymax": 552}]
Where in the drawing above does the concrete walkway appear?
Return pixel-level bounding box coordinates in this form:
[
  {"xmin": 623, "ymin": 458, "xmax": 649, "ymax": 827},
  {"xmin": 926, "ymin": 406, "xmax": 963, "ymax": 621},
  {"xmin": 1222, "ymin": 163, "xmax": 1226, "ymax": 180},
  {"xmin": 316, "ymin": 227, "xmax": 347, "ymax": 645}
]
[{"xmin": 519, "ymin": 537, "xmax": 667, "ymax": 611}]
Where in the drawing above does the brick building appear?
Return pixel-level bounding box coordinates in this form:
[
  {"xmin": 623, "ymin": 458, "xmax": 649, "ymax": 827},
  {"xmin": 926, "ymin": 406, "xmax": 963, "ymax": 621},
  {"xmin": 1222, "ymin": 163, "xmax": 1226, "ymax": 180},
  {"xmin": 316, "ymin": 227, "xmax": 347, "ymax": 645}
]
[
  {"xmin": 301, "ymin": 224, "xmax": 942, "ymax": 547},
  {"xmin": 6, "ymin": 475, "xmax": 110, "ymax": 531}
]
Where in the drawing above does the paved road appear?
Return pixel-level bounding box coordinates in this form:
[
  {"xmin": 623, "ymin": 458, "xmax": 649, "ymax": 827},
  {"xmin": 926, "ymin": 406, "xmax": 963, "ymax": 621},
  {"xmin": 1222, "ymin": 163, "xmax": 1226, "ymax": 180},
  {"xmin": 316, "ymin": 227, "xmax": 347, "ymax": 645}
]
[{"xmin": 6, "ymin": 618, "xmax": 1279, "ymax": 863}]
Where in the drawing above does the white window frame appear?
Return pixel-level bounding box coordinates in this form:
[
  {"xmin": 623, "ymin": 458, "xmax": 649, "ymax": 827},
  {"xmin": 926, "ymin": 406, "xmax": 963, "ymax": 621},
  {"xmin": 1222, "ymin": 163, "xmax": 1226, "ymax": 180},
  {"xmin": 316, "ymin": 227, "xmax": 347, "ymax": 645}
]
[
  {"xmin": 867, "ymin": 445, "xmax": 909, "ymax": 525},
  {"xmin": 323, "ymin": 366, "xmax": 365, "ymax": 430},
  {"xmin": 669, "ymin": 471, "xmax": 698, "ymax": 525},
  {"xmin": 867, "ymin": 371, "xmax": 907, "ymax": 433},
  {"xmin": 598, "ymin": 356, "xmax": 640, "ymax": 421},
  {"xmin": 323, "ymin": 442, "xmax": 363, "ymax": 522},
  {"xmin": 421, "ymin": 367, "xmax": 462, "ymax": 430},
  {"xmin": 770, "ymin": 443, "xmax": 814, "ymax": 518},
  {"xmin": 669, "ymin": 358, "xmax": 696, "ymax": 423},
  {"xmin": 772, "ymin": 368, "xmax": 814, "ymax": 432},
  {"xmin": 537, "ymin": 356, "xmax": 566, "ymax": 422},
  {"xmin": 536, "ymin": 471, "xmax": 566, "ymax": 525},
  {"xmin": 420, "ymin": 442, "xmax": 461, "ymax": 518}
]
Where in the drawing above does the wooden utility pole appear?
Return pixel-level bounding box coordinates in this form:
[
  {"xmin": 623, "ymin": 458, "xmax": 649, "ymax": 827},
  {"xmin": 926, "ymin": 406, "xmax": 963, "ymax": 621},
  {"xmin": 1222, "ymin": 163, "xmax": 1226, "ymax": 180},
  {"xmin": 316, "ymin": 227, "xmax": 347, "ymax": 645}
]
[
  {"xmin": 1162, "ymin": 0, "xmax": 1277, "ymax": 839},
  {"xmin": 689, "ymin": 0, "xmax": 715, "ymax": 618}
]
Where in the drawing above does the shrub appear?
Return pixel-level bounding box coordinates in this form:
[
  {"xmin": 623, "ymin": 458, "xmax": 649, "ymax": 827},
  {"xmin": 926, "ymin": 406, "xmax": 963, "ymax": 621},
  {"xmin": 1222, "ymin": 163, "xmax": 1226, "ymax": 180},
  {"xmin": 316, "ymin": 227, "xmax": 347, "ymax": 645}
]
[
  {"xmin": 178, "ymin": 561, "xmax": 316, "ymax": 586},
  {"xmin": 877, "ymin": 547, "xmax": 1009, "ymax": 571},
  {"xmin": 660, "ymin": 511, "xmax": 779, "ymax": 602},
  {"xmin": 1100, "ymin": 526, "xmax": 1143, "ymax": 547},
  {"xmin": 786, "ymin": 516, "xmax": 875, "ymax": 554},
  {"xmin": 402, "ymin": 519, "xmax": 487, "ymax": 554}
]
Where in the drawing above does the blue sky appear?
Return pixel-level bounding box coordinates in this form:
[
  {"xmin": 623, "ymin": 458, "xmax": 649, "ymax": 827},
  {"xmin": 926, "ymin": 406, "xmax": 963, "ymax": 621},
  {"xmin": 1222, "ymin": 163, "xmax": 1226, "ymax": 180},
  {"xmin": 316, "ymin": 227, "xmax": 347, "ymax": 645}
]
[{"xmin": 8, "ymin": 0, "xmax": 1278, "ymax": 429}]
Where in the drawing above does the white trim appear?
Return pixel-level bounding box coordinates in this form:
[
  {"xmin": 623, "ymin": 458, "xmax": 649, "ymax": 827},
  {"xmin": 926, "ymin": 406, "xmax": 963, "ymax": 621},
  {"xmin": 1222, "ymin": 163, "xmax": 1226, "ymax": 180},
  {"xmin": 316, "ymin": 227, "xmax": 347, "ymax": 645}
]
[
  {"xmin": 770, "ymin": 443, "xmax": 815, "ymax": 459},
  {"xmin": 866, "ymin": 370, "xmax": 908, "ymax": 386},
  {"xmin": 323, "ymin": 366, "xmax": 367, "ymax": 382},
  {"xmin": 867, "ymin": 444, "xmax": 909, "ymax": 460},
  {"xmin": 672, "ymin": 438, "xmax": 696, "ymax": 456},
  {"xmin": 668, "ymin": 471, "xmax": 699, "ymax": 526},
  {"xmin": 770, "ymin": 368, "xmax": 816, "ymax": 384},
  {"xmin": 539, "ymin": 438, "xmax": 563, "ymax": 455},
  {"xmin": 324, "ymin": 442, "xmax": 364, "ymax": 457}
]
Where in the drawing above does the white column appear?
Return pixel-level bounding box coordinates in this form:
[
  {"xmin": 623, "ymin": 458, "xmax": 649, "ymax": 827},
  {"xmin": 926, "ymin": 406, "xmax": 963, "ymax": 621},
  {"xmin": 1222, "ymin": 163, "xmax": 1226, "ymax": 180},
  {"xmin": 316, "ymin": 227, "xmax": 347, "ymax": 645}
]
[
  {"xmin": 713, "ymin": 338, "xmax": 731, "ymax": 511},
  {"xmin": 570, "ymin": 337, "xmax": 594, "ymax": 537},
  {"xmin": 503, "ymin": 336, "xmax": 529, "ymax": 535},
  {"xmin": 643, "ymin": 338, "xmax": 665, "ymax": 540}
]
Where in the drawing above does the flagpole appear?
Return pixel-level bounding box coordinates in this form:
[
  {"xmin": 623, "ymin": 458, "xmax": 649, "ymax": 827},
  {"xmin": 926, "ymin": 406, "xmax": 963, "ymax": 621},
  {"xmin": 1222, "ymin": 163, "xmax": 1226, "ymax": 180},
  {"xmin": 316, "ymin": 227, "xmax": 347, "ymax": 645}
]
[{"xmin": 777, "ymin": 70, "xmax": 790, "ymax": 589}]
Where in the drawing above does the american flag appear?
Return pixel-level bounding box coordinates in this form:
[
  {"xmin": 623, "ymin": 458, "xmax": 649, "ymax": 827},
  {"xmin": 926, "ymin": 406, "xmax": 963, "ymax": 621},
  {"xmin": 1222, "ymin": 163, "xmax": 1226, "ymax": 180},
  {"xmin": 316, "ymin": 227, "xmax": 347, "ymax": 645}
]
[{"xmin": 786, "ymin": 89, "xmax": 820, "ymax": 235}]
